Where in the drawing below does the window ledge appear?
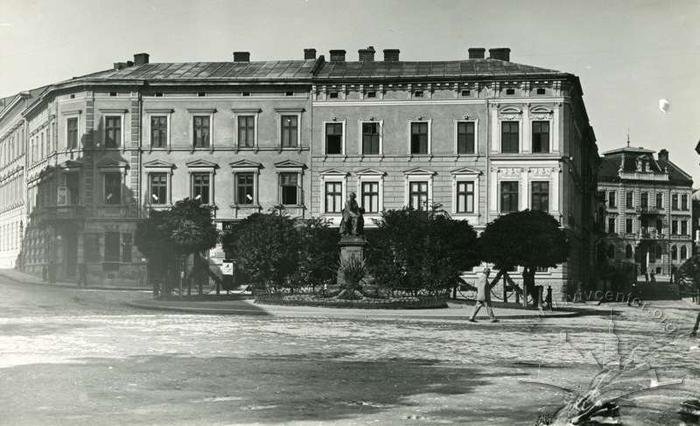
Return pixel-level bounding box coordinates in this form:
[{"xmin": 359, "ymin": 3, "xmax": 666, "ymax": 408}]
[{"xmin": 231, "ymin": 204, "xmax": 262, "ymax": 209}]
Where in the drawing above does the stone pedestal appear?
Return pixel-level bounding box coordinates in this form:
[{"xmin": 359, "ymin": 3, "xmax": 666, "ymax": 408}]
[{"xmin": 337, "ymin": 235, "xmax": 367, "ymax": 286}]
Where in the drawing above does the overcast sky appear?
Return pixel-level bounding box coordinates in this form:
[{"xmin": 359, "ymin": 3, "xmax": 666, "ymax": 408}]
[{"xmin": 1, "ymin": 0, "xmax": 698, "ymax": 177}]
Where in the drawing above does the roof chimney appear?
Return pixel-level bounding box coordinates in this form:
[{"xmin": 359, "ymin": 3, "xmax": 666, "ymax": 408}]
[
  {"xmin": 134, "ymin": 53, "xmax": 149, "ymax": 65},
  {"xmin": 489, "ymin": 48, "xmax": 511, "ymax": 61},
  {"xmin": 233, "ymin": 51, "xmax": 250, "ymax": 62},
  {"xmin": 329, "ymin": 49, "xmax": 346, "ymax": 62},
  {"xmin": 113, "ymin": 62, "xmax": 127, "ymax": 70},
  {"xmin": 304, "ymin": 48, "xmax": 316, "ymax": 60},
  {"xmin": 468, "ymin": 48, "xmax": 485, "ymax": 59},
  {"xmin": 358, "ymin": 46, "xmax": 376, "ymax": 62},
  {"xmin": 383, "ymin": 49, "xmax": 400, "ymax": 62},
  {"xmin": 658, "ymin": 149, "xmax": 669, "ymax": 161}
]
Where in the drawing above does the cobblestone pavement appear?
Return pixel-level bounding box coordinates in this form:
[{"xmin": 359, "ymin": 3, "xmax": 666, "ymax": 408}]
[{"xmin": 0, "ymin": 278, "xmax": 697, "ymax": 425}]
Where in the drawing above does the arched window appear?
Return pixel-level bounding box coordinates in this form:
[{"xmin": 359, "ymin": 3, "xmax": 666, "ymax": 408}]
[
  {"xmin": 625, "ymin": 245, "xmax": 633, "ymax": 259},
  {"xmin": 681, "ymin": 246, "xmax": 687, "ymax": 260},
  {"xmin": 608, "ymin": 244, "xmax": 615, "ymax": 259},
  {"xmin": 671, "ymin": 245, "xmax": 677, "ymax": 260}
]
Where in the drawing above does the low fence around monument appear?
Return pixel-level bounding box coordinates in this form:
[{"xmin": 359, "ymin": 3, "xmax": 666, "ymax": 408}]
[{"xmin": 253, "ymin": 286, "xmax": 448, "ymax": 309}]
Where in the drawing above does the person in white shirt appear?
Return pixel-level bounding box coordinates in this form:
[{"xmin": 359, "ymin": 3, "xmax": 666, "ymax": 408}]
[{"xmin": 469, "ymin": 268, "xmax": 498, "ymax": 322}]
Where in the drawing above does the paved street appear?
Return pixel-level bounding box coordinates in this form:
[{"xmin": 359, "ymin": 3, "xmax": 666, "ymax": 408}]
[{"xmin": 0, "ymin": 277, "xmax": 698, "ymax": 425}]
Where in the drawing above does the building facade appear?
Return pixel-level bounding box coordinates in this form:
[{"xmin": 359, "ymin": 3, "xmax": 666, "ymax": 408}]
[
  {"xmin": 0, "ymin": 47, "xmax": 599, "ymax": 298},
  {"xmin": 598, "ymin": 147, "xmax": 693, "ymax": 281},
  {"xmin": 311, "ymin": 47, "xmax": 599, "ymax": 299}
]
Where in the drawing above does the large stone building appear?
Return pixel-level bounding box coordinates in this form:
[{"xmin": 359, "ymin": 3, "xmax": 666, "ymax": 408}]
[
  {"xmin": 0, "ymin": 47, "xmax": 599, "ymax": 298},
  {"xmin": 598, "ymin": 146, "xmax": 693, "ymax": 280},
  {"xmin": 310, "ymin": 47, "xmax": 599, "ymax": 299}
]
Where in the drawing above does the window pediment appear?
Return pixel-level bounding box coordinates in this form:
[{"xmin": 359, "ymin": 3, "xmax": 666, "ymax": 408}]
[
  {"xmin": 275, "ymin": 159, "xmax": 306, "ymax": 169},
  {"xmin": 97, "ymin": 159, "xmax": 129, "ymax": 169},
  {"xmin": 144, "ymin": 159, "xmax": 175, "ymax": 169},
  {"xmin": 498, "ymin": 106, "xmax": 522, "ymax": 115},
  {"xmin": 451, "ymin": 167, "xmax": 482, "ymax": 176},
  {"xmin": 229, "ymin": 159, "xmax": 263, "ymax": 169},
  {"xmin": 530, "ymin": 105, "xmax": 553, "ymax": 114},
  {"xmin": 403, "ymin": 167, "xmax": 436, "ymax": 176},
  {"xmin": 319, "ymin": 168, "xmax": 349, "ymax": 177},
  {"xmin": 186, "ymin": 159, "xmax": 218, "ymax": 169},
  {"xmin": 355, "ymin": 168, "xmax": 386, "ymax": 177}
]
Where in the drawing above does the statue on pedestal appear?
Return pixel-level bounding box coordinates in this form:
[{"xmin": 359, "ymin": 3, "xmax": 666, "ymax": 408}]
[{"xmin": 339, "ymin": 192, "xmax": 364, "ymax": 237}]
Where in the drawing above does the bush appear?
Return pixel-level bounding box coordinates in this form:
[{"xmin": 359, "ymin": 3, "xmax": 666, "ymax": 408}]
[
  {"xmin": 366, "ymin": 207, "xmax": 479, "ymax": 294},
  {"xmin": 222, "ymin": 210, "xmax": 300, "ymax": 292},
  {"xmin": 296, "ymin": 217, "xmax": 339, "ymax": 290}
]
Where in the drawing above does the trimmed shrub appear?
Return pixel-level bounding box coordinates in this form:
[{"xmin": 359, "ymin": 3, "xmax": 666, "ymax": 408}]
[{"xmin": 366, "ymin": 207, "xmax": 479, "ymax": 294}]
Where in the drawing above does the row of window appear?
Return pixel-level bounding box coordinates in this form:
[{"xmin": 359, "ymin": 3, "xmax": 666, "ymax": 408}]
[
  {"xmin": 0, "ymin": 176, "xmax": 22, "ymax": 212},
  {"xmin": 323, "ymin": 120, "xmax": 550, "ymax": 156},
  {"xmin": 148, "ymin": 174, "xmax": 550, "ymax": 215},
  {"xmin": 607, "ymin": 217, "xmax": 691, "ymax": 236},
  {"xmin": 0, "ymin": 221, "xmax": 21, "ymax": 252},
  {"xmin": 55, "ymin": 113, "xmax": 552, "ymax": 156},
  {"xmin": 0, "ymin": 126, "xmax": 24, "ymax": 168},
  {"xmin": 606, "ymin": 190, "xmax": 690, "ymax": 211},
  {"xmin": 617, "ymin": 244, "xmax": 689, "ymax": 262},
  {"xmin": 83, "ymin": 232, "xmax": 133, "ymax": 263}
]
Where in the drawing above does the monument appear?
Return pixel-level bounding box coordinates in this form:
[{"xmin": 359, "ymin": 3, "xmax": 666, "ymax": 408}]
[{"xmin": 337, "ymin": 192, "xmax": 367, "ymax": 288}]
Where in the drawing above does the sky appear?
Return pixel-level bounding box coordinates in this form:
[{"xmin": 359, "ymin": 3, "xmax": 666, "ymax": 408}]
[{"xmin": 1, "ymin": 0, "xmax": 698, "ymax": 177}]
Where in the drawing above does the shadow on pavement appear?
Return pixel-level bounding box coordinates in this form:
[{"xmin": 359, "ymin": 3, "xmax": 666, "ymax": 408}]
[{"xmin": 0, "ymin": 354, "xmax": 492, "ymax": 425}]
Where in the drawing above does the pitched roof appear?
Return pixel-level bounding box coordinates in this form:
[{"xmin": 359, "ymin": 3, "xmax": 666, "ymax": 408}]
[
  {"xmin": 314, "ymin": 58, "xmax": 569, "ymax": 81},
  {"xmin": 598, "ymin": 147, "xmax": 693, "ymax": 186},
  {"xmin": 69, "ymin": 60, "xmax": 318, "ymax": 83}
]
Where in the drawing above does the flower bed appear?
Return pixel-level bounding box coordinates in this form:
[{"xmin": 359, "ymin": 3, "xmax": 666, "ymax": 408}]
[{"xmin": 254, "ymin": 293, "xmax": 447, "ymax": 309}]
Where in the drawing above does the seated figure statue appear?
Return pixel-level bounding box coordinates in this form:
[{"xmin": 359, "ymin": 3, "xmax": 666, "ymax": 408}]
[{"xmin": 339, "ymin": 192, "xmax": 364, "ymax": 236}]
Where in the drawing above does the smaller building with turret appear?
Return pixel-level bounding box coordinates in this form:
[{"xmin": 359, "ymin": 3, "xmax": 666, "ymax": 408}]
[{"xmin": 598, "ymin": 145, "xmax": 693, "ymax": 281}]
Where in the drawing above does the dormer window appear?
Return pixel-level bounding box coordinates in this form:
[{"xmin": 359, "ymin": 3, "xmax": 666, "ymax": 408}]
[
  {"xmin": 536, "ymin": 88, "xmax": 546, "ymax": 95},
  {"xmin": 506, "ymin": 88, "xmax": 515, "ymax": 95},
  {"xmin": 366, "ymin": 91, "xmax": 376, "ymax": 98},
  {"xmin": 414, "ymin": 91, "xmax": 424, "ymax": 98},
  {"xmin": 461, "ymin": 89, "xmax": 470, "ymax": 97},
  {"xmin": 329, "ymin": 92, "xmax": 339, "ymax": 99}
]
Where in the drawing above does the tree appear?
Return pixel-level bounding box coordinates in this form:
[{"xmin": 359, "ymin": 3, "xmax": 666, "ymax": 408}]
[
  {"xmin": 366, "ymin": 206, "xmax": 479, "ymax": 295},
  {"xmin": 135, "ymin": 209, "xmax": 176, "ymax": 296},
  {"xmin": 478, "ymin": 210, "xmax": 568, "ymax": 306},
  {"xmin": 296, "ymin": 217, "xmax": 339, "ymax": 291},
  {"xmin": 135, "ymin": 198, "xmax": 218, "ymax": 296},
  {"xmin": 222, "ymin": 209, "xmax": 300, "ymax": 292},
  {"xmin": 677, "ymin": 255, "xmax": 700, "ymax": 294}
]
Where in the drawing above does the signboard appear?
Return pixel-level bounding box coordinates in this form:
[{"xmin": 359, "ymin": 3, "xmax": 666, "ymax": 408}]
[
  {"xmin": 221, "ymin": 261, "xmax": 234, "ymax": 276},
  {"xmin": 221, "ymin": 221, "xmax": 237, "ymax": 231},
  {"xmin": 57, "ymin": 185, "xmax": 68, "ymax": 206}
]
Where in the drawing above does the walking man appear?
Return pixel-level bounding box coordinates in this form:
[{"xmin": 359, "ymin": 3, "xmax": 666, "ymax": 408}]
[{"xmin": 468, "ymin": 268, "xmax": 498, "ymax": 322}]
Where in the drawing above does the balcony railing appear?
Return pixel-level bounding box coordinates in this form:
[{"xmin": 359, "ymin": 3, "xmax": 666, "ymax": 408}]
[
  {"xmin": 636, "ymin": 206, "xmax": 663, "ymax": 215},
  {"xmin": 35, "ymin": 205, "xmax": 87, "ymax": 222},
  {"xmin": 639, "ymin": 228, "xmax": 664, "ymax": 240}
]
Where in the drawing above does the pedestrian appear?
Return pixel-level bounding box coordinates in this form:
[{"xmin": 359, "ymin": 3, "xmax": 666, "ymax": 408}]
[
  {"xmin": 78, "ymin": 262, "xmax": 88, "ymax": 288},
  {"xmin": 627, "ymin": 282, "xmax": 642, "ymax": 306},
  {"xmin": 468, "ymin": 268, "xmax": 498, "ymax": 323},
  {"xmin": 545, "ymin": 285, "xmax": 553, "ymax": 310},
  {"xmin": 691, "ymin": 311, "xmax": 700, "ymax": 337}
]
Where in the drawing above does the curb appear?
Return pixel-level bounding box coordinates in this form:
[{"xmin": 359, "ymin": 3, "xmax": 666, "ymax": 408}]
[
  {"xmin": 125, "ymin": 301, "xmax": 270, "ymax": 315},
  {"xmin": 0, "ymin": 271, "xmax": 150, "ymax": 292},
  {"xmin": 125, "ymin": 300, "xmax": 583, "ymax": 320}
]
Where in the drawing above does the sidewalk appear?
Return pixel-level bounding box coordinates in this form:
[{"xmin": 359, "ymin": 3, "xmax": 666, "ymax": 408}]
[
  {"xmin": 127, "ymin": 297, "xmax": 587, "ymax": 321},
  {"xmin": 0, "ymin": 268, "xmax": 150, "ymax": 292}
]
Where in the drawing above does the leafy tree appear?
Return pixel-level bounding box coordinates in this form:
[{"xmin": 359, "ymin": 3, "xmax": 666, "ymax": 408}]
[
  {"xmin": 296, "ymin": 217, "xmax": 339, "ymax": 291},
  {"xmin": 367, "ymin": 206, "xmax": 479, "ymax": 295},
  {"xmin": 135, "ymin": 198, "xmax": 218, "ymax": 296},
  {"xmin": 478, "ymin": 209, "xmax": 568, "ymax": 306},
  {"xmin": 135, "ymin": 209, "xmax": 176, "ymax": 296},
  {"xmin": 222, "ymin": 209, "xmax": 300, "ymax": 292},
  {"xmin": 677, "ymin": 255, "xmax": 700, "ymax": 294}
]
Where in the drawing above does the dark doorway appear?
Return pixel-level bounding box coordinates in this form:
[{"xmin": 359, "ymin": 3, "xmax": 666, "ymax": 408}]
[{"xmin": 63, "ymin": 232, "xmax": 78, "ymax": 278}]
